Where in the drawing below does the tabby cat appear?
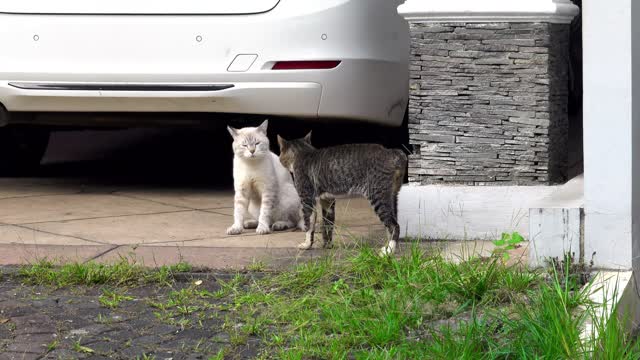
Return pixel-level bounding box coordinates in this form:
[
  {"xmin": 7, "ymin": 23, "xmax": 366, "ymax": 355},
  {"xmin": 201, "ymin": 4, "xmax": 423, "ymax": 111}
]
[{"xmin": 277, "ymin": 132, "xmax": 407, "ymax": 255}]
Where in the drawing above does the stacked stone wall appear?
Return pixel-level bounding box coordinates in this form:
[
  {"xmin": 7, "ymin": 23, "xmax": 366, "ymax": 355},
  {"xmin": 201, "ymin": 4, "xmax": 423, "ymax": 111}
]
[{"xmin": 408, "ymin": 23, "xmax": 570, "ymax": 185}]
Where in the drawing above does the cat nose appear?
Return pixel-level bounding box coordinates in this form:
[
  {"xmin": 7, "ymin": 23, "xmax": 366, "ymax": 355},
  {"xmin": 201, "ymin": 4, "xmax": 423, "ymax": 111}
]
[{"xmin": 249, "ymin": 149, "xmax": 255, "ymax": 154}]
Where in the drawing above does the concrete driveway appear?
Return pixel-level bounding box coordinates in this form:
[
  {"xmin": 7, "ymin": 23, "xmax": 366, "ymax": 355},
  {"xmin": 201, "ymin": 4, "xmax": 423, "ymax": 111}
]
[{"xmin": 0, "ymin": 177, "xmax": 387, "ymax": 269}]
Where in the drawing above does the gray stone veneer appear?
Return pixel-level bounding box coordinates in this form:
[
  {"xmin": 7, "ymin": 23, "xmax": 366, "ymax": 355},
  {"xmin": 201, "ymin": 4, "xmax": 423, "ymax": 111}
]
[{"xmin": 408, "ymin": 23, "xmax": 570, "ymax": 185}]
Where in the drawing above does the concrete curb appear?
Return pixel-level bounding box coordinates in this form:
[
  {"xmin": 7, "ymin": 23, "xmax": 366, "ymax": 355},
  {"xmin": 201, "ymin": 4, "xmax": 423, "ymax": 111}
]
[{"xmin": 580, "ymin": 271, "xmax": 638, "ymax": 344}]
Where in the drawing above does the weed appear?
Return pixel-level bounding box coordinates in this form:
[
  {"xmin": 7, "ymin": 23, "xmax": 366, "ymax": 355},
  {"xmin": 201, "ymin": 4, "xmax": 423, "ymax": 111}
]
[
  {"xmin": 492, "ymin": 231, "xmax": 525, "ymax": 261},
  {"xmin": 96, "ymin": 313, "xmax": 111, "ymax": 324},
  {"xmin": 46, "ymin": 339, "xmax": 59, "ymax": 352},
  {"xmin": 214, "ymin": 273, "xmax": 245, "ymax": 299},
  {"xmin": 150, "ymin": 285, "xmax": 215, "ymax": 328},
  {"xmin": 208, "ymin": 348, "xmax": 227, "ymax": 360},
  {"xmin": 548, "ymin": 251, "xmax": 595, "ymax": 288},
  {"xmin": 73, "ymin": 341, "xmax": 94, "ymax": 354},
  {"xmin": 98, "ymin": 288, "xmax": 134, "ymax": 309},
  {"xmin": 247, "ymin": 259, "xmax": 266, "ymax": 272},
  {"xmin": 230, "ymin": 332, "xmax": 248, "ymax": 347}
]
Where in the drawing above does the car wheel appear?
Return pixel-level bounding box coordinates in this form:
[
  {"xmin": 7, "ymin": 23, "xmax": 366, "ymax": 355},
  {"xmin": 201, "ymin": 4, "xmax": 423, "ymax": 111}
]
[
  {"xmin": 0, "ymin": 126, "xmax": 50, "ymax": 176},
  {"xmin": 385, "ymin": 106, "xmax": 410, "ymax": 151}
]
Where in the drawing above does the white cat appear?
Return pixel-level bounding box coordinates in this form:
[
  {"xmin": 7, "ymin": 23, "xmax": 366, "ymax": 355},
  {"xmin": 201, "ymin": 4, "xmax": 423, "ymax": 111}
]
[{"xmin": 226, "ymin": 120, "xmax": 304, "ymax": 235}]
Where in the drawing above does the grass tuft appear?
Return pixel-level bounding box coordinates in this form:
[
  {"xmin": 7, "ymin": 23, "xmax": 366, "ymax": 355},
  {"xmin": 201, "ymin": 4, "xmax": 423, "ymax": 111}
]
[
  {"xmin": 98, "ymin": 288, "xmax": 134, "ymax": 309},
  {"xmin": 18, "ymin": 257, "xmax": 192, "ymax": 288}
]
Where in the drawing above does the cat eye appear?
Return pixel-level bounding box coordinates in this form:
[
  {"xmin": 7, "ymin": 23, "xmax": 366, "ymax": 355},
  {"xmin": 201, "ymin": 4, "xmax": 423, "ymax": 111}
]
[{"xmin": 255, "ymin": 142, "xmax": 261, "ymax": 145}]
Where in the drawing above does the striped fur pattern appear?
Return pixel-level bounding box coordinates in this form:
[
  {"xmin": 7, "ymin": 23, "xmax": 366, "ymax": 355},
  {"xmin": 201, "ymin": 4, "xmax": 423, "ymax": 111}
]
[{"xmin": 277, "ymin": 132, "xmax": 407, "ymax": 255}]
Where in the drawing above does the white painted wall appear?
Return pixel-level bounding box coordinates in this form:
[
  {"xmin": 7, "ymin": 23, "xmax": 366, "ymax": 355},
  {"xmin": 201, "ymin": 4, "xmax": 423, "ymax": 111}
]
[
  {"xmin": 398, "ymin": 185, "xmax": 557, "ymax": 241},
  {"xmin": 583, "ymin": 0, "xmax": 634, "ymax": 269},
  {"xmin": 529, "ymin": 208, "xmax": 582, "ymax": 267},
  {"xmin": 528, "ymin": 175, "xmax": 584, "ymax": 267},
  {"xmin": 632, "ymin": 0, "xmax": 640, "ymax": 274}
]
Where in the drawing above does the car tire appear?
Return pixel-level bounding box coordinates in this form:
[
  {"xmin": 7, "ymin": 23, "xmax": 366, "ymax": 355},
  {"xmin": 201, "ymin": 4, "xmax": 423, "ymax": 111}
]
[
  {"xmin": 0, "ymin": 126, "xmax": 50, "ymax": 176},
  {"xmin": 385, "ymin": 106, "xmax": 410, "ymax": 151}
]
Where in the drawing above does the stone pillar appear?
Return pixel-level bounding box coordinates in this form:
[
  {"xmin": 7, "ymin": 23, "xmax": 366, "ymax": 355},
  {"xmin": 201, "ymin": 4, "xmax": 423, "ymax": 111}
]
[{"xmin": 399, "ymin": 0, "xmax": 579, "ymax": 186}]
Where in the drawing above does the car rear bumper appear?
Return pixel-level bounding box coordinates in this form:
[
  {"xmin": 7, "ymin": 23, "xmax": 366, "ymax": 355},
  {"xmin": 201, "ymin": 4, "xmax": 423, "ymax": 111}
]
[
  {"xmin": 0, "ymin": 81, "xmax": 323, "ymax": 117},
  {"xmin": 0, "ymin": 60, "xmax": 408, "ymax": 126},
  {"xmin": 0, "ymin": 0, "xmax": 409, "ymax": 125}
]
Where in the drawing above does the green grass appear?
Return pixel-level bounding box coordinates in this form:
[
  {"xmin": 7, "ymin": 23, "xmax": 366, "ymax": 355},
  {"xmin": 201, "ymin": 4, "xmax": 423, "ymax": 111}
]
[
  {"xmin": 46, "ymin": 339, "xmax": 59, "ymax": 353},
  {"xmin": 98, "ymin": 288, "xmax": 134, "ymax": 309},
  {"xmin": 151, "ymin": 286, "xmax": 214, "ymax": 314},
  {"xmin": 214, "ymin": 245, "xmax": 640, "ymax": 359},
  {"xmin": 72, "ymin": 341, "xmax": 94, "ymax": 354},
  {"xmin": 18, "ymin": 257, "xmax": 192, "ymax": 287},
  {"xmin": 208, "ymin": 348, "xmax": 227, "ymax": 360},
  {"xmin": 12, "ymin": 246, "xmax": 640, "ymax": 358}
]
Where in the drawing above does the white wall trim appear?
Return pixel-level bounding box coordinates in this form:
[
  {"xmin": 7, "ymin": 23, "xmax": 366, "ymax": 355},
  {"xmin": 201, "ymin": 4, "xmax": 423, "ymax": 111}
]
[
  {"xmin": 398, "ymin": 184, "xmax": 559, "ymax": 241},
  {"xmin": 398, "ymin": 0, "xmax": 580, "ymax": 24}
]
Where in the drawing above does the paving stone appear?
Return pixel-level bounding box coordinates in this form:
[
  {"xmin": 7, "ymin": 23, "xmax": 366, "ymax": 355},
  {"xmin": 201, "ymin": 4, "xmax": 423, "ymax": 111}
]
[
  {"xmin": 0, "ymin": 353, "xmax": 41, "ymax": 360},
  {"xmin": 6, "ymin": 339, "xmax": 49, "ymax": 354}
]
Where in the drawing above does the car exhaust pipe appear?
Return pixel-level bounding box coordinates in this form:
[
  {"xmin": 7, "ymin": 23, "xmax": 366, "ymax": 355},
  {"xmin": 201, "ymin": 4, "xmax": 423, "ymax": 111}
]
[{"xmin": 0, "ymin": 104, "xmax": 8, "ymax": 127}]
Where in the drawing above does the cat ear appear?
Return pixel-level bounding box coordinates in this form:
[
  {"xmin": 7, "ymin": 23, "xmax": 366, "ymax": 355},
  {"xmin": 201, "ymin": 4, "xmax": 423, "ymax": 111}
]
[
  {"xmin": 257, "ymin": 119, "xmax": 269, "ymax": 134},
  {"xmin": 303, "ymin": 131, "xmax": 312, "ymax": 144},
  {"xmin": 277, "ymin": 135, "xmax": 287, "ymax": 149},
  {"xmin": 227, "ymin": 126, "xmax": 238, "ymax": 139}
]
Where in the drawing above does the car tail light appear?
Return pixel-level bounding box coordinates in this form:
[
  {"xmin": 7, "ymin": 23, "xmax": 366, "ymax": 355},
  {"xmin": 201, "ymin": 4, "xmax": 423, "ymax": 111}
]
[{"xmin": 272, "ymin": 61, "xmax": 341, "ymax": 70}]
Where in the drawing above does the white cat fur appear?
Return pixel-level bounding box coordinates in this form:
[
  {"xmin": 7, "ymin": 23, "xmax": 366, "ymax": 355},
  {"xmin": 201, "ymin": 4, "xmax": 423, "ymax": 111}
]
[{"xmin": 226, "ymin": 120, "xmax": 303, "ymax": 235}]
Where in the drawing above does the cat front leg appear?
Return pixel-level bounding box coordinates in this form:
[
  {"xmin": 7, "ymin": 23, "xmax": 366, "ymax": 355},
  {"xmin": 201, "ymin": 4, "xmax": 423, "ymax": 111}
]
[
  {"xmin": 256, "ymin": 190, "xmax": 276, "ymax": 235},
  {"xmin": 320, "ymin": 198, "xmax": 336, "ymax": 249},
  {"xmin": 298, "ymin": 197, "xmax": 316, "ymax": 250},
  {"xmin": 227, "ymin": 187, "xmax": 250, "ymax": 235}
]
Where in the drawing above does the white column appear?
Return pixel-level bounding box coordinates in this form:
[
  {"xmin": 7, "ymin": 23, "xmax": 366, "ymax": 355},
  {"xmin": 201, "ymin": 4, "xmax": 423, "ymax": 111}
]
[
  {"xmin": 398, "ymin": 0, "xmax": 579, "ymax": 24},
  {"xmin": 583, "ymin": 0, "xmax": 634, "ymax": 269},
  {"xmin": 633, "ymin": 0, "xmax": 640, "ymax": 273}
]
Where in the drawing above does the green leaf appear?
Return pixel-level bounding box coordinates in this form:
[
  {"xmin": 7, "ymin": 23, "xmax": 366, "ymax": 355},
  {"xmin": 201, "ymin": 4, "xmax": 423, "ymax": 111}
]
[
  {"xmin": 510, "ymin": 232, "xmax": 525, "ymax": 244},
  {"xmin": 504, "ymin": 245, "xmax": 516, "ymax": 251},
  {"xmin": 493, "ymin": 239, "xmax": 506, "ymax": 247}
]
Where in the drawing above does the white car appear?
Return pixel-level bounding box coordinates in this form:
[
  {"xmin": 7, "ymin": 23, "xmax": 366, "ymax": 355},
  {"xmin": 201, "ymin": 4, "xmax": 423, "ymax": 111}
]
[{"xmin": 0, "ymin": 0, "xmax": 409, "ymax": 172}]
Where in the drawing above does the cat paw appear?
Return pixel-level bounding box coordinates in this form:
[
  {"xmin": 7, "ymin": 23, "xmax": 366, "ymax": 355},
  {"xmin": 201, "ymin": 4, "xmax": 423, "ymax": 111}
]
[
  {"xmin": 379, "ymin": 245, "xmax": 396, "ymax": 257},
  {"xmin": 272, "ymin": 221, "xmax": 290, "ymax": 231},
  {"xmin": 256, "ymin": 224, "xmax": 272, "ymax": 235},
  {"xmin": 243, "ymin": 220, "xmax": 259, "ymax": 229},
  {"xmin": 298, "ymin": 241, "xmax": 313, "ymax": 250},
  {"xmin": 322, "ymin": 242, "xmax": 334, "ymax": 249},
  {"xmin": 226, "ymin": 224, "xmax": 244, "ymax": 235}
]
